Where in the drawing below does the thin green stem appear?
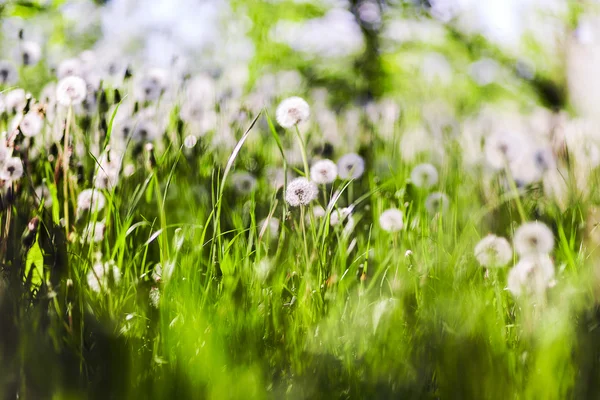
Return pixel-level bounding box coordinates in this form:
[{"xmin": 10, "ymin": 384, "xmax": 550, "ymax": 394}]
[
  {"xmin": 294, "ymin": 125, "xmax": 310, "ymax": 178},
  {"xmin": 63, "ymin": 105, "xmax": 73, "ymax": 236}
]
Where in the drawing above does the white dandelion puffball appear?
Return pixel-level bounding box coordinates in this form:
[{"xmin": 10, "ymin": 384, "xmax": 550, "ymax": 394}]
[
  {"xmin": 81, "ymin": 221, "xmax": 106, "ymax": 244},
  {"xmin": 0, "ymin": 143, "xmax": 10, "ymax": 164},
  {"xmin": 183, "ymin": 135, "xmax": 198, "ymax": 149},
  {"xmin": 77, "ymin": 189, "xmax": 106, "ymax": 215},
  {"xmin": 265, "ymin": 167, "xmax": 291, "ymax": 190},
  {"xmin": 0, "ymin": 60, "xmax": 18, "ymax": 85},
  {"xmin": 19, "ymin": 41, "xmax": 42, "ymax": 66},
  {"xmin": 310, "ymin": 159, "xmax": 338, "ymax": 184},
  {"xmin": 285, "ymin": 177, "xmax": 318, "ymax": 207},
  {"xmin": 149, "ymin": 287, "xmax": 161, "ymax": 308},
  {"xmin": 337, "ymin": 153, "xmax": 365, "ymax": 180},
  {"xmin": 474, "ymin": 234, "xmax": 512, "ymax": 268},
  {"xmin": 4, "ymin": 89, "xmax": 26, "ymax": 114},
  {"xmin": 379, "ymin": 208, "xmax": 404, "ymax": 232},
  {"xmin": 57, "ymin": 58, "xmax": 83, "ymax": 79},
  {"xmin": 35, "ymin": 185, "xmax": 53, "ymax": 208},
  {"xmin": 94, "ymin": 165, "xmax": 120, "ymax": 190},
  {"xmin": 56, "ymin": 76, "xmax": 87, "ymax": 106},
  {"xmin": 19, "ymin": 112, "xmax": 44, "ymax": 137},
  {"xmin": 0, "ymin": 157, "xmax": 23, "ymax": 181},
  {"xmin": 87, "ymin": 260, "xmax": 120, "ymax": 293},
  {"xmin": 507, "ymin": 254, "xmax": 555, "ymax": 297},
  {"xmin": 276, "ymin": 96, "xmax": 310, "ymax": 128},
  {"xmin": 425, "ymin": 192, "xmax": 449, "ymax": 214},
  {"xmin": 513, "ymin": 221, "xmax": 554, "ymax": 256},
  {"xmin": 136, "ymin": 68, "xmax": 169, "ymax": 102},
  {"xmin": 132, "ymin": 119, "xmax": 161, "ymax": 142},
  {"xmin": 255, "ymin": 259, "xmax": 273, "ymax": 282},
  {"xmin": 232, "ymin": 172, "xmax": 258, "ymax": 195},
  {"xmin": 312, "ymin": 205, "xmax": 326, "ymax": 219},
  {"xmin": 259, "ymin": 217, "xmax": 280, "ymax": 239},
  {"xmin": 410, "ymin": 163, "xmax": 439, "ymax": 189},
  {"xmin": 484, "ymin": 131, "xmax": 527, "ymax": 170},
  {"xmin": 330, "ymin": 207, "xmax": 353, "ymax": 227}
]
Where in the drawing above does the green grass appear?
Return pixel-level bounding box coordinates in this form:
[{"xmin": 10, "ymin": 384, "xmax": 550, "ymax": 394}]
[{"xmin": 1, "ymin": 1, "xmax": 600, "ymax": 399}]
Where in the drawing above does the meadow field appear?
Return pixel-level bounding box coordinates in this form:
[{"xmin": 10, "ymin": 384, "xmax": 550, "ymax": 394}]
[{"xmin": 1, "ymin": 0, "xmax": 600, "ymax": 399}]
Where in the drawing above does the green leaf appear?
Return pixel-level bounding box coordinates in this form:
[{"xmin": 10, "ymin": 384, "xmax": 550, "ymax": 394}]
[{"xmin": 25, "ymin": 240, "xmax": 44, "ymax": 291}]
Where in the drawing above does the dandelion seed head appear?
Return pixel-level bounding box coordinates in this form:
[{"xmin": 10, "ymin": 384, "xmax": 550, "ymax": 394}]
[
  {"xmin": 0, "ymin": 60, "xmax": 18, "ymax": 85},
  {"xmin": 94, "ymin": 163, "xmax": 120, "ymax": 190},
  {"xmin": 19, "ymin": 41, "xmax": 42, "ymax": 66},
  {"xmin": 509, "ymin": 155, "xmax": 543, "ymax": 186},
  {"xmin": 276, "ymin": 96, "xmax": 310, "ymax": 128},
  {"xmin": 484, "ymin": 131, "xmax": 527, "ymax": 170},
  {"xmin": 507, "ymin": 254, "xmax": 555, "ymax": 297},
  {"xmin": 255, "ymin": 259, "xmax": 273, "ymax": 282},
  {"xmin": 310, "ymin": 159, "xmax": 337, "ymax": 184},
  {"xmin": 81, "ymin": 221, "xmax": 106, "ymax": 244},
  {"xmin": 4, "ymin": 89, "xmax": 26, "ymax": 114},
  {"xmin": 425, "ymin": 192, "xmax": 449, "ymax": 214},
  {"xmin": 136, "ymin": 68, "xmax": 169, "ymax": 102},
  {"xmin": 474, "ymin": 234, "xmax": 512, "ymax": 267},
  {"xmin": 35, "ymin": 184, "xmax": 53, "ymax": 208},
  {"xmin": 314, "ymin": 204, "xmax": 326, "ymax": 216},
  {"xmin": 259, "ymin": 217, "xmax": 280, "ymax": 239},
  {"xmin": 149, "ymin": 287, "xmax": 161, "ymax": 308},
  {"xmin": 57, "ymin": 58, "xmax": 83, "ymax": 79},
  {"xmin": 132, "ymin": 119, "xmax": 161, "ymax": 142},
  {"xmin": 265, "ymin": 167, "xmax": 290, "ymax": 190},
  {"xmin": 330, "ymin": 207, "xmax": 353, "ymax": 227},
  {"xmin": 19, "ymin": 112, "xmax": 44, "ymax": 137},
  {"xmin": 533, "ymin": 147, "xmax": 556, "ymax": 173},
  {"xmin": 0, "ymin": 157, "xmax": 23, "ymax": 181},
  {"xmin": 337, "ymin": 153, "xmax": 365, "ymax": 180},
  {"xmin": 77, "ymin": 188, "xmax": 106, "ymax": 215},
  {"xmin": 410, "ymin": 163, "xmax": 438, "ymax": 189},
  {"xmin": 513, "ymin": 221, "xmax": 554, "ymax": 256},
  {"xmin": 87, "ymin": 259, "xmax": 120, "ymax": 293},
  {"xmin": 183, "ymin": 134, "xmax": 198, "ymax": 149},
  {"xmin": 285, "ymin": 177, "xmax": 318, "ymax": 207},
  {"xmin": 123, "ymin": 164, "xmax": 136, "ymax": 177},
  {"xmin": 379, "ymin": 208, "xmax": 404, "ymax": 232},
  {"xmin": 232, "ymin": 172, "xmax": 258, "ymax": 195},
  {"xmin": 56, "ymin": 76, "xmax": 87, "ymax": 106}
]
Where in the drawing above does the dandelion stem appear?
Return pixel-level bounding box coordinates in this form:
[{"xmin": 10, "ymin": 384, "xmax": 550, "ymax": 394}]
[
  {"xmin": 300, "ymin": 205, "xmax": 310, "ymax": 271},
  {"xmin": 294, "ymin": 125, "xmax": 310, "ymax": 178},
  {"xmin": 63, "ymin": 105, "xmax": 73, "ymax": 236}
]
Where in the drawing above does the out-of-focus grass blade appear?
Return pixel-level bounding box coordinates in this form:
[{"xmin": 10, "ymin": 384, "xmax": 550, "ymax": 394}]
[
  {"xmin": 103, "ymin": 96, "xmax": 126, "ymax": 150},
  {"xmin": 264, "ymin": 110, "xmax": 285, "ymax": 160}
]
